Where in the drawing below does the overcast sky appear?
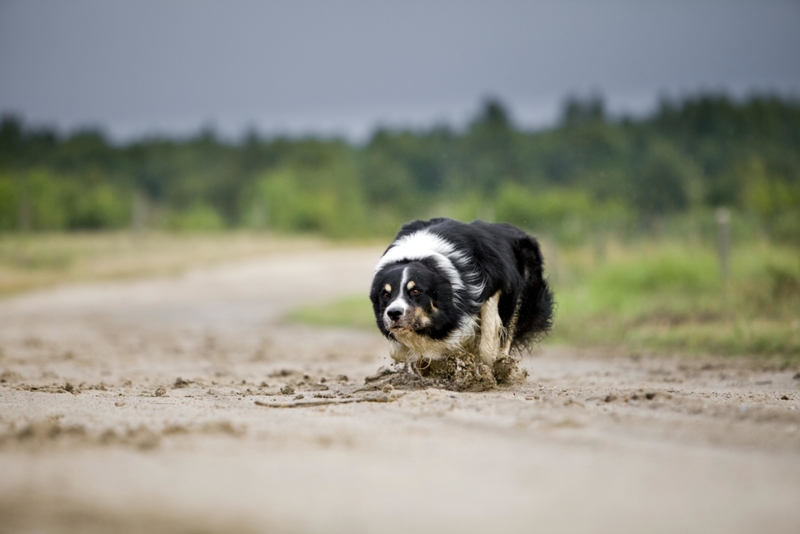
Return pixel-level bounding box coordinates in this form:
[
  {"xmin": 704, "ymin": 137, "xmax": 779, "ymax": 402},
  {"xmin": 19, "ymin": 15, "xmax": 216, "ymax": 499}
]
[{"xmin": 1, "ymin": 0, "xmax": 799, "ymax": 142}]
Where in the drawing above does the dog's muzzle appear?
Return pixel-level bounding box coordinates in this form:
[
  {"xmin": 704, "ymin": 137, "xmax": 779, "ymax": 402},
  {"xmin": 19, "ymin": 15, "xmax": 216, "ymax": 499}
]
[{"xmin": 384, "ymin": 306, "xmax": 412, "ymax": 331}]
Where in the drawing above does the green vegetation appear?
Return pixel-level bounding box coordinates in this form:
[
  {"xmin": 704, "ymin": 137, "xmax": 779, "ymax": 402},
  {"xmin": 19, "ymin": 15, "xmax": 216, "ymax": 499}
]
[
  {"xmin": 1, "ymin": 94, "xmax": 799, "ymax": 243},
  {"xmin": 285, "ymin": 295, "xmax": 377, "ymax": 331},
  {"xmin": 287, "ymin": 237, "xmax": 800, "ymax": 360},
  {"xmin": 550, "ymin": 239, "xmax": 800, "ymax": 358}
]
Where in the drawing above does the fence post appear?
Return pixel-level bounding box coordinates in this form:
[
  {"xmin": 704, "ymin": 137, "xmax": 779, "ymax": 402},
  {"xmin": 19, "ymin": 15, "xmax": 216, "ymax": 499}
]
[{"xmin": 715, "ymin": 207, "xmax": 730, "ymax": 284}]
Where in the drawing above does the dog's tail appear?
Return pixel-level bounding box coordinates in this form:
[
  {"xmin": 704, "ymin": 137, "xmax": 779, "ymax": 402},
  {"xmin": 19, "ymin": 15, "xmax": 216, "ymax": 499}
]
[{"xmin": 511, "ymin": 236, "xmax": 554, "ymax": 349}]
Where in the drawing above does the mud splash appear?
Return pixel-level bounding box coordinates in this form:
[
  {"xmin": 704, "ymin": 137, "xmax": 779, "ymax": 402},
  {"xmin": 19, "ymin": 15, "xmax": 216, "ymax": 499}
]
[{"xmin": 364, "ymin": 354, "xmax": 527, "ymax": 392}]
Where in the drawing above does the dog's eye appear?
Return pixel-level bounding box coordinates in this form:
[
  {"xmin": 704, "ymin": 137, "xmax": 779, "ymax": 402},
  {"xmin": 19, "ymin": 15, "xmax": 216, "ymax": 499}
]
[
  {"xmin": 381, "ymin": 291, "xmax": 391, "ymax": 300},
  {"xmin": 408, "ymin": 288, "xmax": 421, "ymax": 297}
]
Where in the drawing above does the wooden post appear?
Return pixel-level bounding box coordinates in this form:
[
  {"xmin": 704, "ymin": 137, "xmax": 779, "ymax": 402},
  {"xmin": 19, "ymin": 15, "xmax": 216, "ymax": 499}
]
[{"xmin": 715, "ymin": 207, "xmax": 730, "ymax": 284}]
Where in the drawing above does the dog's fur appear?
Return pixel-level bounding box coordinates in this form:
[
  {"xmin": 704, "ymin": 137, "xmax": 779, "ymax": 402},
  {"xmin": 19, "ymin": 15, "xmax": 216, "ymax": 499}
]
[{"xmin": 370, "ymin": 218, "xmax": 554, "ymax": 364}]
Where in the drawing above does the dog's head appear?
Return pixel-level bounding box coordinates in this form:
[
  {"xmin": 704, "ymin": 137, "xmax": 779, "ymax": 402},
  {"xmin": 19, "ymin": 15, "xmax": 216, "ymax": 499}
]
[{"xmin": 370, "ymin": 260, "xmax": 459, "ymax": 341}]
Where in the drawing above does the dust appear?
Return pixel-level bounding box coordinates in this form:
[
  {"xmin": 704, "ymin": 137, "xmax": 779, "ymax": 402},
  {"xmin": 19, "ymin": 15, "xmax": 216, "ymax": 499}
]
[{"xmin": 364, "ymin": 354, "xmax": 528, "ymax": 392}]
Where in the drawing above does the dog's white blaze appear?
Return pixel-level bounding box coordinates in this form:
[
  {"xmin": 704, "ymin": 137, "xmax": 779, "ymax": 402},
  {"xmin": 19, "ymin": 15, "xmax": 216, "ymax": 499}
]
[
  {"xmin": 384, "ymin": 266, "xmax": 410, "ymax": 320},
  {"xmin": 400, "ymin": 266, "xmax": 410, "ymax": 290}
]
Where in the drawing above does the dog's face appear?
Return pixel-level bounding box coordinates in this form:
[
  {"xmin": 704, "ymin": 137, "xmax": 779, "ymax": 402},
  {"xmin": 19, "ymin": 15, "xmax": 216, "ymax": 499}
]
[{"xmin": 370, "ymin": 260, "xmax": 459, "ymax": 341}]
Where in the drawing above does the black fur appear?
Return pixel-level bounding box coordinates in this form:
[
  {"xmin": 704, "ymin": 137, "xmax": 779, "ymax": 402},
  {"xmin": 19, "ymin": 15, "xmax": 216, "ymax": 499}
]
[{"xmin": 370, "ymin": 218, "xmax": 554, "ymax": 355}]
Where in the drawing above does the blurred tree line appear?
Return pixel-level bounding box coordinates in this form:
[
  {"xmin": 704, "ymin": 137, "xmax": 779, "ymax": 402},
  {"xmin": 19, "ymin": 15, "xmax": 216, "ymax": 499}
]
[{"xmin": 1, "ymin": 93, "xmax": 798, "ymax": 242}]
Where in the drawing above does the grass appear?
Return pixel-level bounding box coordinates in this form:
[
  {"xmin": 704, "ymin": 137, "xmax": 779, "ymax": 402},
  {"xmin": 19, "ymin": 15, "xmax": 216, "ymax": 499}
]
[
  {"xmin": 285, "ymin": 295, "xmax": 377, "ymax": 330},
  {"xmin": 0, "ymin": 231, "xmax": 328, "ymax": 297},
  {"xmin": 286, "ymin": 238, "xmax": 800, "ymax": 360},
  {"xmin": 548, "ymin": 239, "xmax": 800, "ymax": 358}
]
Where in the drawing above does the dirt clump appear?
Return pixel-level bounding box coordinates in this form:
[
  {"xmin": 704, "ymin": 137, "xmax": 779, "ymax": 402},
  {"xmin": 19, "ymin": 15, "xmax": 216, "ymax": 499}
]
[
  {"xmin": 200, "ymin": 421, "xmax": 245, "ymax": 436},
  {"xmin": 364, "ymin": 353, "xmax": 527, "ymax": 392},
  {"xmin": 0, "ymin": 370, "xmax": 23, "ymax": 383},
  {"xmin": 11, "ymin": 420, "xmax": 88, "ymax": 444},
  {"xmin": 173, "ymin": 377, "xmax": 192, "ymax": 388},
  {"xmin": 16, "ymin": 383, "xmax": 75, "ymax": 394},
  {"xmin": 1, "ymin": 419, "xmax": 249, "ymax": 450},
  {"xmin": 492, "ymin": 356, "xmax": 528, "ymax": 385}
]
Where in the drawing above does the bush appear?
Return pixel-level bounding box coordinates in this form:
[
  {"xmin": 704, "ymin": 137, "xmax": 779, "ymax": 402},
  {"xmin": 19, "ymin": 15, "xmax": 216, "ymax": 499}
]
[
  {"xmin": 166, "ymin": 203, "xmax": 225, "ymax": 231},
  {"xmin": 66, "ymin": 184, "xmax": 131, "ymax": 229},
  {"xmin": 0, "ymin": 174, "xmax": 18, "ymax": 230},
  {"xmin": 24, "ymin": 169, "xmax": 68, "ymax": 230},
  {"xmin": 495, "ymin": 183, "xmax": 632, "ymax": 244},
  {"xmin": 246, "ymin": 162, "xmax": 368, "ymax": 238}
]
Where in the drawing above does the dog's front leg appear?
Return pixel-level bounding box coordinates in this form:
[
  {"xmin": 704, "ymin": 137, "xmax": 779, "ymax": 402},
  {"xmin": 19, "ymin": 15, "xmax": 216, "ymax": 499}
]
[
  {"xmin": 478, "ymin": 290, "xmax": 503, "ymax": 363},
  {"xmin": 500, "ymin": 292, "xmax": 523, "ymax": 358}
]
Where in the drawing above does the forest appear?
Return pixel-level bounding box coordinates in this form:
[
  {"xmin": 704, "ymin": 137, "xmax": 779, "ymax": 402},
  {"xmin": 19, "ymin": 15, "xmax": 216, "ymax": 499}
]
[{"xmin": 1, "ymin": 93, "xmax": 799, "ymax": 244}]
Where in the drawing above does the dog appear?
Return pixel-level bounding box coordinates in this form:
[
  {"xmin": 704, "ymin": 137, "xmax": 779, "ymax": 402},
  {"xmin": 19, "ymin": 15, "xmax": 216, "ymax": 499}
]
[{"xmin": 370, "ymin": 218, "xmax": 553, "ymax": 364}]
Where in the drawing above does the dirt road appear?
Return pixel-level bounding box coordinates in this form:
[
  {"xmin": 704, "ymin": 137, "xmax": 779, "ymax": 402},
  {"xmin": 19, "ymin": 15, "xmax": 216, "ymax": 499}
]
[{"xmin": 1, "ymin": 246, "xmax": 799, "ymax": 533}]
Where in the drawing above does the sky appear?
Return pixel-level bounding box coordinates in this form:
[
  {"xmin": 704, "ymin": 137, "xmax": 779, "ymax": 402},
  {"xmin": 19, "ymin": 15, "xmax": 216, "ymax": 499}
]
[{"xmin": 1, "ymin": 0, "xmax": 799, "ymax": 142}]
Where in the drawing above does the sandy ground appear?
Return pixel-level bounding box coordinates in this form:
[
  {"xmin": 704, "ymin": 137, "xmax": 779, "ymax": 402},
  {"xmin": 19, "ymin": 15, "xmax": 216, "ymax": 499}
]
[{"xmin": 1, "ymin": 246, "xmax": 799, "ymax": 534}]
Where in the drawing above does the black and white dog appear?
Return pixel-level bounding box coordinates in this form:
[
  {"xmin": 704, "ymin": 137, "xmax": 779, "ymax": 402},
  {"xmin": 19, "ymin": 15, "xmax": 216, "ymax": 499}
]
[{"xmin": 370, "ymin": 218, "xmax": 553, "ymax": 364}]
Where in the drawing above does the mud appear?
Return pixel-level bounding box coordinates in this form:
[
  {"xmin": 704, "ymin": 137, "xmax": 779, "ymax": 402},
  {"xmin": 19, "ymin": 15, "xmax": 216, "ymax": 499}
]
[
  {"xmin": 1, "ymin": 246, "xmax": 799, "ymax": 533},
  {"xmin": 362, "ymin": 353, "xmax": 527, "ymax": 392}
]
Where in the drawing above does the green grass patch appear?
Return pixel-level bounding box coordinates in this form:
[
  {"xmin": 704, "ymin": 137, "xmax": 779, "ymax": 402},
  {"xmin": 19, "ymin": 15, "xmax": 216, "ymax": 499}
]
[
  {"xmin": 285, "ymin": 295, "xmax": 376, "ymax": 330},
  {"xmin": 548, "ymin": 239, "xmax": 800, "ymax": 359}
]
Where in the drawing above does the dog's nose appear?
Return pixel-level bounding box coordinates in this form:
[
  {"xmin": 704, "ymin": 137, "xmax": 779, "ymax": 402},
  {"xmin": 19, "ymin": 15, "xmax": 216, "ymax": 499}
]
[{"xmin": 386, "ymin": 308, "xmax": 403, "ymax": 321}]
